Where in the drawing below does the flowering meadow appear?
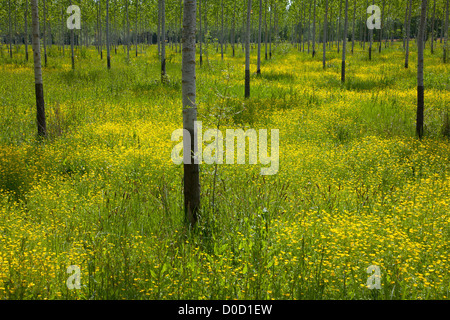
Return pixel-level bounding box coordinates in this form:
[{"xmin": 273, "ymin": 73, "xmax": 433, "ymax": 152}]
[{"xmin": 0, "ymin": 42, "xmax": 449, "ymax": 300}]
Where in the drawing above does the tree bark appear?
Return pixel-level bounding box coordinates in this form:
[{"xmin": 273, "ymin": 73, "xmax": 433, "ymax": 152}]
[
  {"xmin": 257, "ymin": 0, "xmax": 262, "ymax": 74},
  {"xmin": 107, "ymin": 0, "xmax": 111, "ymax": 69},
  {"xmin": 416, "ymin": 0, "xmax": 427, "ymax": 139},
  {"xmin": 8, "ymin": 0, "xmax": 12, "ymax": 58},
  {"xmin": 342, "ymin": 0, "xmax": 349, "ymax": 82},
  {"xmin": 405, "ymin": 0, "xmax": 412, "ymax": 68},
  {"xmin": 25, "ymin": 0, "xmax": 29, "ymax": 61},
  {"xmin": 444, "ymin": 0, "xmax": 449, "ymax": 63},
  {"xmin": 265, "ymin": 0, "xmax": 268, "ymax": 59},
  {"xmin": 221, "ymin": 0, "xmax": 224, "ymax": 60},
  {"xmin": 431, "ymin": 0, "xmax": 436, "ymax": 54},
  {"xmin": 312, "ymin": 0, "xmax": 316, "ymax": 57},
  {"xmin": 135, "ymin": 0, "xmax": 138, "ymax": 57},
  {"xmin": 199, "ymin": 0, "xmax": 203, "ymax": 65},
  {"xmin": 323, "ymin": 0, "xmax": 328, "ymax": 69},
  {"xmin": 245, "ymin": 0, "xmax": 251, "ymax": 98},
  {"xmin": 379, "ymin": 0, "xmax": 385, "ymax": 53},
  {"xmin": 126, "ymin": 0, "xmax": 130, "ymax": 59},
  {"xmin": 337, "ymin": 0, "xmax": 343, "ymax": 53},
  {"xmin": 351, "ymin": 0, "xmax": 356, "ymax": 54},
  {"xmin": 31, "ymin": 0, "xmax": 46, "ymax": 138},
  {"xmin": 70, "ymin": 0, "xmax": 75, "ymax": 69},
  {"xmin": 43, "ymin": 0, "xmax": 47, "ymax": 66},
  {"xmin": 182, "ymin": 0, "xmax": 200, "ymax": 227},
  {"xmin": 161, "ymin": 0, "xmax": 166, "ymax": 81}
]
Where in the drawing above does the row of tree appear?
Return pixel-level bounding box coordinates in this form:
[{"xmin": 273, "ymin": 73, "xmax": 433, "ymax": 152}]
[
  {"xmin": 3, "ymin": 0, "xmax": 449, "ymax": 227},
  {"xmin": 2, "ymin": 0, "xmax": 449, "ymax": 63}
]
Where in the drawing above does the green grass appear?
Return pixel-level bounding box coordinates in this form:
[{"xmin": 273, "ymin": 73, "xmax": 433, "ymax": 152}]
[{"xmin": 0, "ymin": 41, "xmax": 449, "ymax": 300}]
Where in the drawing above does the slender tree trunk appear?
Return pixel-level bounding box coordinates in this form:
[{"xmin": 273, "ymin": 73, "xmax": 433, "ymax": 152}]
[
  {"xmin": 221, "ymin": 0, "xmax": 224, "ymax": 60},
  {"xmin": 417, "ymin": 0, "xmax": 428, "ymax": 139},
  {"xmin": 351, "ymin": 0, "xmax": 356, "ymax": 54},
  {"xmin": 342, "ymin": 0, "xmax": 349, "ymax": 82},
  {"xmin": 8, "ymin": 0, "xmax": 12, "ymax": 58},
  {"xmin": 61, "ymin": 6, "xmax": 64, "ymax": 56},
  {"xmin": 70, "ymin": 0, "xmax": 75, "ymax": 69},
  {"xmin": 257, "ymin": 0, "xmax": 262, "ymax": 74},
  {"xmin": 107, "ymin": 0, "xmax": 111, "ymax": 69},
  {"xmin": 182, "ymin": 0, "xmax": 200, "ymax": 227},
  {"xmin": 157, "ymin": 0, "xmax": 161, "ymax": 56},
  {"xmin": 323, "ymin": 0, "xmax": 328, "ymax": 69},
  {"xmin": 431, "ymin": 0, "xmax": 436, "ymax": 54},
  {"xmin": 199, "ymin": 0, "xmax": 203, "ymax": 65},
  {"xmin": 264, "ymin": 0, "xmax": 268, "ymax": 59},
  {"xmin": 403, "ymin": 1, "xmax": 408, "ymax": 49},
  {"xmin": 25, "ymin": 0, "xmax": 29, "ymax": 61},
  {"xmin": 245, "ymin": 0, "xmax": 251, "ymax": 98},
  {"xmin": 135, "ymin": 0, "xmax": 138, "ymax": 57},
  {"xmin": 405, "ymin": 0, "xmax": 412, "ymax": 68},
  {"xmin": 307, "ymin": 0, "xmax": 312, "ymax": 54},
  {"xmin": 231, "ymin": 0, "xmax": 236, "ymax": 57},
  {"xmin": 204, "ymin": 0, "xmax": 208, "ymax": 63},
  {"xmin": 379, "ymin": 0, "xmax": 385, "ymax": 53},
  {"xmin": 444, "ymin": 0, "xmax": 449, "ymax": 63},
  {"xmin": 43, "ymin": 0, "xmax": 47, "ymax": 66},
  {"xmin": 99, "ymin": 1, "xmax": 103, "ymax": 60},
  {"xmin": 337, "ymin": 0, "xmax": 343, "ymax": 53},
  {"xmin": 126, "ymin": 0, "xmax": 130, "ymax": 59},
  {"xmin": 31, "ymin": 0, "xmax": 46, "ymax": 138},
  {"xmin": 161, "ymin": 0, "xmax": 167, "ymax": 81},
  {"xmin": 312, "ymin": 0, "xmax": 316, "ymax": 57},
  {"xmin": 369, "ymin": 0, "xmax": 374, "ymax": 60},
  {"xmin": 269, "ymin": 0, "xmax": 272, "ymax": 58}
]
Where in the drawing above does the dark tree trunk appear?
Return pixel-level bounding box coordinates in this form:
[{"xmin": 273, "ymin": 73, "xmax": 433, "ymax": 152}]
[{"xmin": 31, "ymin": 0, "xmax": 46, "ymax": 138}]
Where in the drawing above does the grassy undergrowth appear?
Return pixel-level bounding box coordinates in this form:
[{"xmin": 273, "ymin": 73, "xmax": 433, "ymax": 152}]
[{"xmin": 0, "ymin": 41, "xmax": 449, "ymax": 299}]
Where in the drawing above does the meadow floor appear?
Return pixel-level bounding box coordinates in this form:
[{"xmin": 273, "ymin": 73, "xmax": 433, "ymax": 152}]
[{"xmin": 0, "ymin": 42, "xmax": 449, "ymax": 299}]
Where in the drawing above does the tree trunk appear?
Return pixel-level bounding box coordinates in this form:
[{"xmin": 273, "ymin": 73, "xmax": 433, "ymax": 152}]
[
  {"xmin": 99, "ymin": 1, "xmax": 103, "ymax": 60},
  {"xmin": 135, "ymin": 0, "xmax": 138, "ymax": 57},
  {"xmin": 61, "ymin": 6, "xmax": 64, "ymax": 56},
  {"xmin": 182, "ymin": 0, "xmax": 200, "ymax": 227},
  {"xmin": 264, "ymin": 0, "xmax": 268, "ymax": 59},
  {"xmin": 369, "ymin": 0, "xmax": 374, "ymax": 60},
  {"xmin": 416, "ymin": 0, "xmax": 427, "ymax": 139},
  {"xmin": 257, "ymin": 0, "xmax": 262, "ymax": 74},
  {"xmin": 379, "ymin": 0, "xmax": 385, "ymax": 53},
  {"xmin": 107, "ymin": 0, "xmax": 111, "ymax": 69},
  {"xmin": 245, "ymin": 0, "xmax": 251, "ymax": 98},
  {"xmin": 307, "ymin": 0, "xmax": 312, "ymax": 54},
  {"xmin": 351, "ymin": 0, "xmax": 356, "ymax": 54},
  {"xmin": 126, "ymin": 0, "xmax": 130, "ymax": 59},
  {"xmin": 403, "ymin": 0, "xmax": 408, "ymax": 50},
  {"xmin": 25, "ymin": 0, "xmax": 29, "ymax": 61},
  {"xmin": 157, "ymin": 0, "xmax": 161, "ymax": 56},
  {"xmin": 312, "ymin": 0, "xmax": 316, "ymax": 57},
  {"xmin": 8, "ymin": 0, "xmax": 12, "ymax": 58},
  {"xmin": 204, "ymin": 0, "xmax": 208, "ymax": 63},
  {"xmin": 70, "ymin": 0, "xmax": 75, "ymax": 69},
  {"xmin": 337, "ymin": 0, "xmax": 343, "ymax": 53},
  {"xmin": 269, "ymin": 0, "xmax": 272, "ymax": 58},
  {"xmin": 221, "ymin": 0, "xmax": 224, "ymax": 60},
  {"xmin": 161, "ymin": 0, "xmax": 166, "ymax": 81},
  {"xmin": 444, "ymin": 0, "xmax": 449, "ymax": 63},
  {"xmin": 431, "ymin": 0, "xmax": 436, "ymax": 54},
  {"xmin": 342, "ymin": 0, "xmax": 349, "ymax": 82},
  {"xmin": 43, "ymin": 0, "xmax": 47, "ymax": 66},
  {"xmin": 199, "ymin": 0, "xmax": 203, "ymax": 65},
  {"xmin": 31, "ymin": 0, "xmax": 46, "ymax": 138},
  {"xmin": 323, "ymin": 0, "xmax": 328, "ymax": 69},
  {"xmin": 405, "ymin": 0, "xmax": 412, "ymax": 68}
]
